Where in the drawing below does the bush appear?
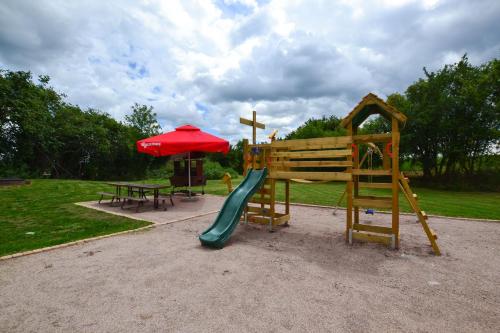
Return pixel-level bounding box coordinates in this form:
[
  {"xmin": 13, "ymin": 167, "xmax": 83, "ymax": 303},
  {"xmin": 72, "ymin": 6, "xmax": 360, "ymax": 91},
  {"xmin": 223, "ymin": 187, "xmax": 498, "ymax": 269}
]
[
  {"xmin": 145, "ymin": 162, "xmax": 173, "ymax": 180},
  {"xmin": 146, "ymin": 159, "xmax": 239, "ymax": 181},
  {"xmin": 203, "ymin": 160, "xmax": 238, "ymax": 180}
]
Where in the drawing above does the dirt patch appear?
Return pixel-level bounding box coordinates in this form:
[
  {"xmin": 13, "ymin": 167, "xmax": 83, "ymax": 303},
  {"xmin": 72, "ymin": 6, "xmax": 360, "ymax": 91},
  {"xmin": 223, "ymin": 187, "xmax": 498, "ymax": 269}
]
[{"xmin": 0, "ymin": 205, "xmax": 499, "ymax": 332}]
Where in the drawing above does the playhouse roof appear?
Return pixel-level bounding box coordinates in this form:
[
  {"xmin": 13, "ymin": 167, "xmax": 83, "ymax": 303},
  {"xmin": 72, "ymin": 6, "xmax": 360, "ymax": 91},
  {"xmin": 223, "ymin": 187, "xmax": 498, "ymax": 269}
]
[{"xmin": 340, "ymin": 93, "xmax": 407, "ymax": 128}]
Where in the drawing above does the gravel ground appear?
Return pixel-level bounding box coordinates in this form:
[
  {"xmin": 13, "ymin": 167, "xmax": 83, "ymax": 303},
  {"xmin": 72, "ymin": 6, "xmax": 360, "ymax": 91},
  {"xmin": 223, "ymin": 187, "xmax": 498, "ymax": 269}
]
[{"xmin": 1, "ymin": 204, "xmax": 499, "ymax": 333}]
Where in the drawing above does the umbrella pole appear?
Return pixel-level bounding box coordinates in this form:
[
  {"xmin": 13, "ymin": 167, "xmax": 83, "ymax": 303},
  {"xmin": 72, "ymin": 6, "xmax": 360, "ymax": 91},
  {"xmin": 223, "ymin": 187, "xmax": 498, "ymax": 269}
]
[{"xmin": 188, "ymin": 151, "xmax": 192, "ymax": 198}]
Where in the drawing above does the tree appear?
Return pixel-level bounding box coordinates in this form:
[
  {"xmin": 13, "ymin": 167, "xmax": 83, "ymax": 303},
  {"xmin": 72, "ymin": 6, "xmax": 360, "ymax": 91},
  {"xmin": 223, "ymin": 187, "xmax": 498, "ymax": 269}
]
[
  {"xmin": 206, "ymin": 139, "xmax": 244, "ymax": 174},
  {"xmin": 125, "ymin": 103, "xmax": 161, "ymax": 139},
  {"xmin": 0, "ymin": 69, "xmax": 163, "ymax": 180},
  {"xmin": 387, "ymin": 55, "xmax": 499, "ymax": 178},
  {"xmin": 0, "ymin": 70, "xmax": 62, "ymax": 176},
  {"xmin": 285, "ymin": 115, "xmax": 346, "ymax": 140}
]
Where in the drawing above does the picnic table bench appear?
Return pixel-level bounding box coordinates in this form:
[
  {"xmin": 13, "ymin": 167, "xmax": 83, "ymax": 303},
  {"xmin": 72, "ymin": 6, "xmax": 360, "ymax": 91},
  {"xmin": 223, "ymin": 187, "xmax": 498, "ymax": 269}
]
[{"xmin": 98, "ymin": 182, "xmax": 173, "ymax": 212}]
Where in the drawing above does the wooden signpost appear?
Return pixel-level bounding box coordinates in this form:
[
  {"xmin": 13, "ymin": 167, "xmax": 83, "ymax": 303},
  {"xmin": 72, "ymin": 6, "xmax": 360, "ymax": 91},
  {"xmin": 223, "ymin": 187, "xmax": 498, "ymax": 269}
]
[{"xmin": 240, "ymin": 110, "xmax": 265, "ymax": 145}]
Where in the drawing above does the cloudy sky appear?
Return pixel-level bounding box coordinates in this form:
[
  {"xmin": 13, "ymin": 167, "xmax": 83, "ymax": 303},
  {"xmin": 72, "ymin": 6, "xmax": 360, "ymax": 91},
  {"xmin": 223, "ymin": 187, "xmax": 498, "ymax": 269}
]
[{"xmin": 1, "ymin": 0, "xmax": 499, "ymax": 142}]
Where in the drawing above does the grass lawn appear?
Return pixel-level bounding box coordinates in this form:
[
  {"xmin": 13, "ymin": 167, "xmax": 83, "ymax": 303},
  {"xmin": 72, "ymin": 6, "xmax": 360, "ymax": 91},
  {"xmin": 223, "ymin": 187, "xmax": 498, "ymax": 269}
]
[
  {"xmin": 202, "ymin": 177, "xmax": 500, "ymax": 220},
  {"xmin": 1, "ymin": 178, "xmax": 498, "ymax": 257},
  {"xmin": 0, "ymin": 180, "xmax": 150, "ymax": 257}
]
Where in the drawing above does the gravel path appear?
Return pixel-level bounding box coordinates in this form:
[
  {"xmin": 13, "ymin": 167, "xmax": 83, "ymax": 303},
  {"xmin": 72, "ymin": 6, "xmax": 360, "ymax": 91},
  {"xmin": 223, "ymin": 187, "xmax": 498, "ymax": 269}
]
[{"xmin": 1, "ymin": 205, "xmax": 499, "ymax": 332}]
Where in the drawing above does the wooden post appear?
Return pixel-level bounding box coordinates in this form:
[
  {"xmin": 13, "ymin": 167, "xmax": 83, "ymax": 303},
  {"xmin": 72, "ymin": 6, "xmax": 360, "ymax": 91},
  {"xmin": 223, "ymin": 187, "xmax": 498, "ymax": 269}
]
[
  {"xmin": 239, "ymin": 111, "xmax": 265, "ymax": 170},
  {"xmin": 346, "ymin": 123, "xmax": 353, "ymax": 242},
  {"xmin": 243, "ymin": 139, "xmax": 249, "ymax": 176},
  {"xmin": 252, "ymin": 110, "xmax": 257, "ymax": 145},
  {"xmin": 353, "ymin": 127, "xmax": 359, "ymax": 226},
  {"xmin": 285, "ymin": 180, "xmax": 290, "ymax": 216},
  {"xmin": 391, "ymin": 119, "xmax": 400, "ymax": 248},
  {"xmin": 260, "ymin": 148, "xmax": 265, "ymax": 211},
  {"xmin": 269, "ymin": 178, "xmax": 276, "ymax": 230},
  {"xmin": 383, "ymin": 147, "xmax": 390, "ymax": 170}
]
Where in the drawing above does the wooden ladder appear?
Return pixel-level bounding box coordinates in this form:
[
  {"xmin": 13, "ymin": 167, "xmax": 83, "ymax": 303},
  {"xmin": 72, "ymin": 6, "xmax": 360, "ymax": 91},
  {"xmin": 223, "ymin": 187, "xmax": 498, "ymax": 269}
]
[{"xmin": 399, "ymin": 173, "xmax": 441, "ymax": 255}]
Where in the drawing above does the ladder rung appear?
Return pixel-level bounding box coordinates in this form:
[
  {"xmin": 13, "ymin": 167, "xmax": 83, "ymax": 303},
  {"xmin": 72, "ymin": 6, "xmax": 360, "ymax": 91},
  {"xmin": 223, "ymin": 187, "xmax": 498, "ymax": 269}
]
[
  {"xmin": 351, "ymin": 231, "xmax": 392, "ymax": 246},
  {"xmin": 353, "ymin": 196, "xmax": 392, "ymax": 209},
  {"xmin": 352, "ymin": 224, "xmax": 393, "ymax": 235},
  {"xmin": 246, "ymin": 206, "xmax": 267, "ymax": 214},
  {"xmin": 421, "ymin": 211, "xmax": 428, "ymax": 219},
  {"xmin": 249, "ymin": 198, "xmax": 271, "ymax": 204},
  {"xmin": 358, "ymin": 182, "xmax": 392, "ymax": 189},
  {"xmin": 353, "ymin": 169, "xmax": 392, "ymax": 176},
  {"xmin": 412, "ymin": 193, "xmax": 418, "ymax": 199}
]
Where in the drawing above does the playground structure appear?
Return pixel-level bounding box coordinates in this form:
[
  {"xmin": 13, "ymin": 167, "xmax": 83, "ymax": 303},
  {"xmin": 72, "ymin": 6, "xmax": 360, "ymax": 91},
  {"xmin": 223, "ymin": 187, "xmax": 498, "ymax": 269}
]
[
  {"xmin": 240, "ymin": 111, "xmax": 291, "ymax": 228},
  {"xmin": 238, "ymin": 93, "xmax": 440, "ymax": 255}
]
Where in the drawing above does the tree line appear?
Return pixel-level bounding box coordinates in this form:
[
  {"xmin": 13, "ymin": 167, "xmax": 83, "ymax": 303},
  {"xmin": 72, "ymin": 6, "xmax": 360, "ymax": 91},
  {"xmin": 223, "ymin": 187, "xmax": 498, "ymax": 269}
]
[
  {"xmin": 285, "ymin": 56, "xmax": 499, "ymax": 189},
  {"xmin": 0, "ymin": 70, "xmax": 166, "ymax": 179},
  {"xmin": 0, "ymin": 69, "xmax": 243, "ymax": 180},
  {"xmin": 1, "ymin": 55, "xmax": 498, "ymax": 187}
]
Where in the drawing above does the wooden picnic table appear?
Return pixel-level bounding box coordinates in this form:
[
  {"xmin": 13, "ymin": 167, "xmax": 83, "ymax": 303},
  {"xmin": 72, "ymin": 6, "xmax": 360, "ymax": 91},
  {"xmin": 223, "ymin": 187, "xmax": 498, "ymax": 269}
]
[{"xmin": 105, "ymin": 182, "xmax": 171, "ymax": 209}]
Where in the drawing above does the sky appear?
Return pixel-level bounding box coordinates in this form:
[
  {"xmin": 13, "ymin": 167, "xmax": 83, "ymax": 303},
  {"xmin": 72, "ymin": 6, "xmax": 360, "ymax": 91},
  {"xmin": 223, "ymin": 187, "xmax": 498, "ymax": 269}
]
[{"xmin": 0, "ymin": 0, "xmax": 499, "ymax": 143}]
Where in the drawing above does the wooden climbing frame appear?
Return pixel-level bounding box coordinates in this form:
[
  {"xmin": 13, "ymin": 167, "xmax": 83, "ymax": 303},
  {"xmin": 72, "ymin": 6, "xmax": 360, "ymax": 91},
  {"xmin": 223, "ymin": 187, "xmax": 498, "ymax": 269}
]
[{"xmin": 239, "ymin": 94, "xmax": 441, "ymax": 254}]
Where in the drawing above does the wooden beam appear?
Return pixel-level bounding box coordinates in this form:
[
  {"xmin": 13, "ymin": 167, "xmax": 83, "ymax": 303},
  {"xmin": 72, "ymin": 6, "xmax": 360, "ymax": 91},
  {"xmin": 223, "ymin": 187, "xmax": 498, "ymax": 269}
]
[
  {"xmin": 239, "ymin": 117, "xmax": 266, "ymax": 129},
  {"xmin": 247, "ymin": 143, "xmax": 271, "ymax": 148},
  {"xmin": 271, "ymin": 136, "xmax": 352, "ymax": 148},
  {"xmin": 247, "ymin": 215, "xmax": 270, "ymax": 224},
  {"xmin": 271, "ymin": 149, "xmax": 352, "ymax": 159},
  {"xmin": 351, "ymin": 232, "xmax": 392, "ymax": 246},
  {"xmin": 247, "ymin": 206, "xmax": 266, "ymax": 214},
  {"xmin": 272, "ymin": 160, "xmax": 352, "ymax": 168},
  {"xmin": 252, "ymin": 110, "xmax": 256, "ymax": 145},
  {"xmin": 352, "ymin": 224, "xmax": 394, "ymax": 235},
  {"xmin": 249, "ymin": 197, "xmax": 271, "ymax": 205},
  {"xmin": 358, "ymin": 182, "xmax": 392, "ymax": 189},
  {"xmin": 353, "ymin": 127, "xmax": 360, "ymax": 226},
  {"xmin": 391, "ymin": 118, "xmax": 400, "ymax": 248},
  {"xmin": 352, "ymin": 169, "xmax": 391, "ymax": 176},
  {"xmin": 353, "ymin": 196, "xmax": 393, "ymax": 209},
  {"xmin": 285, "ymin": 180, "xmax": 290, "ymax": 215},
  {"xmin": 352, "ymin": 133, "xmax": 392, "ymax": 143},
  {"xmin": 346, "ymin": 123, "xmax": 353, "ymax": 242},
  {"xmin": 269, "ymin": 171, "xmax": 352, "ymax": 181},
  {"xmin": 243, "ymin": 139, "xmax": 249, "ymax": 175},
  {"xmin": 274, "ymin": 214, "xmax": 290, "ymax": 224}
]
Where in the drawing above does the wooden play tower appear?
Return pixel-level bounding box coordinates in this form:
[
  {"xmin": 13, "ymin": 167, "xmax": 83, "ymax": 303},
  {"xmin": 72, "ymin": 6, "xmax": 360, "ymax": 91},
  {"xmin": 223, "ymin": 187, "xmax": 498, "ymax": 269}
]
[{"xmin": 240, "ymin": 94, "xmax": 440, "ymax": 255}]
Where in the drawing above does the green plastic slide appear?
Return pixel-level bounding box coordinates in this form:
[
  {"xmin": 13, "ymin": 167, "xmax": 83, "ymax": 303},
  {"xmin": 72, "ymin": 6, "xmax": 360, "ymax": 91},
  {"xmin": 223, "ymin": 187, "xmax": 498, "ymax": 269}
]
[{"xmin": 199, "ymin": 168, "xmax": 268, "ymax": 248}]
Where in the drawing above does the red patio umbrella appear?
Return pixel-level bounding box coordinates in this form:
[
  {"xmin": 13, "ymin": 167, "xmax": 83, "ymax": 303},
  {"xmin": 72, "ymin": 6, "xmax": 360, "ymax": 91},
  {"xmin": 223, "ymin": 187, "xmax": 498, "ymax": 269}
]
[{"xmin": 137, "ymin": 125, "xmax": 229, "ymax": 197}]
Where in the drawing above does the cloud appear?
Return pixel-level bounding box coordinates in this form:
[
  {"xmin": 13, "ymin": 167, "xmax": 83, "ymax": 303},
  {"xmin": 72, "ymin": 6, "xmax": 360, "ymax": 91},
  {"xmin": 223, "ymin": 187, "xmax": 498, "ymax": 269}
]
[
  {"xmin": 0, "ymin": 0, "xmax": 498, "ymax": 144},
  {"xmin": 198, "ymin": 33, "xmax": 375, "ymax": 104}
]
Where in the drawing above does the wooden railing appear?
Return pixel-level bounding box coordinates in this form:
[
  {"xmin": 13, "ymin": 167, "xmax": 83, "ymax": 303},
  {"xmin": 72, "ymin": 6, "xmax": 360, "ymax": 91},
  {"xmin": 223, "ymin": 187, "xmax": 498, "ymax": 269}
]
[{"xmin": 268, "ymin": 136, "xmax": 353, "ymax": 181}]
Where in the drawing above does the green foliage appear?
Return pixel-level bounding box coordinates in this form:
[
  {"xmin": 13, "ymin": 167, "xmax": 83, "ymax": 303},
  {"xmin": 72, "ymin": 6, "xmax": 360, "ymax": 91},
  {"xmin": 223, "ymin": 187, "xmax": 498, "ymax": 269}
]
[
  {"xmin": 125, "ymin": 103, "xmax": 161, "ymax": 139},
  {"xmin": 0, "ymin": 69, "xmax": 165, "ymax": 180},
  {"xmin": 207, "ymin": 139, "xmax": 244, "ymax": 174},
  {"xmin": 203, "ymin": 159, "xmax": 238, "ymax": 180},
  {"xmin": 145, "ymin": 161, "xmax": 174, "ymax": 179},
  {"xmin": 285, "ymin": 115, "xmax": 346, "ymax": 139},
  {"xmin": 387, "ymin": 55, "xmax": 499, "ymax": 179},
  {"xmin": 360, "ymin": 56, "xmax": 499, "ymax": 184}
]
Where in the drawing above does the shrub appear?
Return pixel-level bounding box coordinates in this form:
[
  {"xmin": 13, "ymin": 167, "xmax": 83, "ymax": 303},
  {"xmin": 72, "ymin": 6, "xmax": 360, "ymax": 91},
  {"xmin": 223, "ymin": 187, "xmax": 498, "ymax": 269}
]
[
  {"xmin": 203, "ymin": 160, "xmax": 238, "ymax": 180},
  {"xmin": 146, "ymin": 162, "xmax": 173, "ymax": 179}
]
